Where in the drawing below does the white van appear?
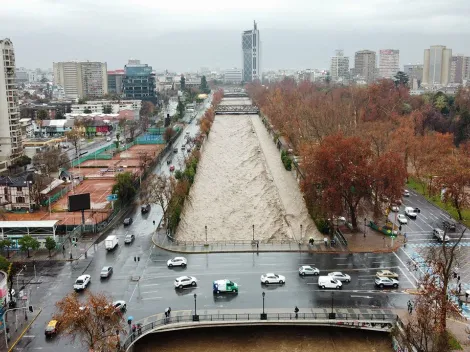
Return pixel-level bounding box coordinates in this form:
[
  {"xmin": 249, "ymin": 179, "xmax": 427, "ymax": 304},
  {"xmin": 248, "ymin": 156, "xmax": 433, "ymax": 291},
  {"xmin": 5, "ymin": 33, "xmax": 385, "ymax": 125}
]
[
  {"xmin": 405, "ymin": 207, "xmax": 417, "ymax": 219},
  {"xmin": 318, "ymin": 276, "xmax": 342, "ymax": 289}
]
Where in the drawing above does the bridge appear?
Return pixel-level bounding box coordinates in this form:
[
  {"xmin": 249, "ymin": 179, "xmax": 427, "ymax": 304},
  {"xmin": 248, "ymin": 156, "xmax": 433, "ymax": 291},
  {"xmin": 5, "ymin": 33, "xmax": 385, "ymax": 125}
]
[
  {"xmin": 215, "ymin": 104, "xmax": 260, "ymax": 115},
  {"xmin": 123, "ymin": 308, "xmax": 398, "ymax": 351},
  {"xmin": 223, "ymin": 92, "xmax": 249, "ymax": 98}
]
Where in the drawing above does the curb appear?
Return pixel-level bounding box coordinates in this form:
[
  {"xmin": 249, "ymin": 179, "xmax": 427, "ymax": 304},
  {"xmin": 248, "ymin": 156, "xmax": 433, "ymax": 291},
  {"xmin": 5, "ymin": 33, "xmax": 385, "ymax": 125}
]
[
  {"xmin": 8, "ymin": 307, "xmax": 42, "ymax": 352},
  {"xmin": 151, "ymin": 233, "xmax": 400, "ymax": 255}
]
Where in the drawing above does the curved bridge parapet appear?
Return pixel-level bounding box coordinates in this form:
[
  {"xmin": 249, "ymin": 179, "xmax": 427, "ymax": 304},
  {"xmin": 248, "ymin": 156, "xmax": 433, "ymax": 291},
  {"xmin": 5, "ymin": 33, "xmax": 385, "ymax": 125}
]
[
  {"xmin": 123, "ymin": 310, "xmax": 398, "ymax": 351},
  {"xmin": 215, "ymin": 105, "xmax": 260, "ymax": 115}
]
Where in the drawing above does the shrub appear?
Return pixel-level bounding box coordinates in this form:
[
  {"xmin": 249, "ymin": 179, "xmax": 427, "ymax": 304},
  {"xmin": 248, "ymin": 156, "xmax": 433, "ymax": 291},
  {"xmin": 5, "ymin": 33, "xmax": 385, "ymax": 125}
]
[{"xmin": 281, "ymin": 150, "xmax": 292, "ymax": 171}]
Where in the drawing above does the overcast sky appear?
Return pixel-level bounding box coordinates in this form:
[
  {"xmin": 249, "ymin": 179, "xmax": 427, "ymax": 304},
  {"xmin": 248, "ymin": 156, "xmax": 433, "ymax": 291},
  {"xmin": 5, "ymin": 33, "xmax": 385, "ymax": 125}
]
[{"xmin": 1, "ymin": 0, "xmax": 469, "ymax": 72}]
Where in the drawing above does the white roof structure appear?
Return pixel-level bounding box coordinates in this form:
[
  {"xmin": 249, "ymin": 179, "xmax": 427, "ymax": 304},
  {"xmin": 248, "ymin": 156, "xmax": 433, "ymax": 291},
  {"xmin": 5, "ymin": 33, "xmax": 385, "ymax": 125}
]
[
  {"xmin": 0, "ymin": 220, "xmax": 59, "ymax": 239},
  {"xmin": 0, "ymin": 220, "xmax": 58, "ymax": 228}
]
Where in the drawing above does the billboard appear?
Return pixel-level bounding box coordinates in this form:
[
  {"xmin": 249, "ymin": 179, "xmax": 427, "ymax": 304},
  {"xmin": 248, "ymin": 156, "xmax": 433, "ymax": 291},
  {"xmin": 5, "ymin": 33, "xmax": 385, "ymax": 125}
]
[{"xmin": 68, "ymin": 193, "xmax": 91, "ymax": 212}]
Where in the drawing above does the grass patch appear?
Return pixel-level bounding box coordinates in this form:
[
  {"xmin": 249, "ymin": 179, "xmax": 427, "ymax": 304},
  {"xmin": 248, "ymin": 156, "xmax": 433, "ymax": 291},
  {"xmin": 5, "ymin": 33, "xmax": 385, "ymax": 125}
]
[
  {"xmin": 406, "ymin": 177, "xmax": 470, "ymax": 228},
  {"xmin": 447, "ymin": 331, "xmax": 463, "ymax": 350}
]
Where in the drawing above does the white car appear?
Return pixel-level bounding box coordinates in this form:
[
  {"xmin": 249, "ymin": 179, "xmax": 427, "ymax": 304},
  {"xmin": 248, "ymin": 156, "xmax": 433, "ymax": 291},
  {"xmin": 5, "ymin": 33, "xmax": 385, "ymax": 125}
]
[
  {"xmin": 403, "ymin": 190, "xmax": 410, "ymax": 197},
  {"xmin": 167, "ymin": 257, "xmax": 187, "ymax": 267},
  {"xmin": 112, "ymin": 300, "xmax": 127, "ymax": 312},
  {"xmin": 397, "ymin": 214, "xmax": 408, "ymax": 225},
  {"xmin": 390, "ymin": 205, "xmax": 399, "ymax": 212},
  {"xmin": 73, "ymin": 275, "xmax": 91, "ymax": 291},
  {"xmin": 174, "ymin": 276, "xmax": 197, "ymax": 289},
  {"xmin": 433, "ymin": 228, "xmax": 449, "ymax": 242},
  {"xmin": 298, "ymin": 265, "xmax": 320, "ymax": 276},
  {"xmin": 405, "ymin": 207, "xmax": 417, "ymax": 219},
  {"xmin": 327, "ymin": 272, "xmax": 351, "ymax": 282},
  {"xmin": 261, "ymin": 273, "xmax": 286, "ymax": 285},
  {"xmin": 375, "ymin": 277, "xmax": 399, "ymax": 289},
  {"xmin": 376, "ymin": 270, "xmax": 399, "ymax": 279}
]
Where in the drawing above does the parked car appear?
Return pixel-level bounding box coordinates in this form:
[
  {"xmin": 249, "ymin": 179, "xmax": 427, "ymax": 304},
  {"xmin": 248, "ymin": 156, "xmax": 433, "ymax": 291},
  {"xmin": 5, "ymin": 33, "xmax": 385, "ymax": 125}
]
[
  {"xmin": 123, "ymin": 218, "xmax": 133, "ymax": 226},
  {"xmin": 261, "ymin": 273, "xmax": 286, "ymax": 284},
  {"xmin": 405, "ymin": 207, "xmax": 417, "ymax": 219},
  {"xmin": 376, "ymin": 270, "xmax": 399, "ymax": 279},
  {"xmin": 403, "ymin": 190, "xmax": 410, "ymax": 197},
  {"xmin": 45, "ymin": 320, "xmax": 60, "ymax": 337},
  {"xmin": 433, "ymin": 228, "xmax": 449, "ymax": 242},
  {"xmin": 375, "ymin": 277, "xmax": 399, "ymax": 289},
  {"xmin": 74, "ymin": 275, "xmax": 91, "ymax": 291},
  {"xmin": 298, "ymin": 265, "xmax": 320, "ymax": 276},
  {"xmin": 124, "ymin": 234, "xmax": 135, "ymax": 244},
  {"xmin": 397, "ymin": 214, "xmax": 408, "ymax": 225},
  {"xmin": 167, "ymin": 257, "xmax": 187, "ymax": 267},
  {"xmin": 174, "ymin": 276, "xmax": 197, "ymax": 288},
  {"xmin": 100, "ymin": 266, "xmax": 113, "ymax": 278},
  {"xmin": 141, "ymin": 204, "xmax": 150, "ymax": 213},
  {"xmin": 173, "ymin": 148, "xmax": 178, "ymax": 153},
  {"xmin": 443, "ymin": 220, "xmax": 456, "ymax": 231},
  {"xmin": 327, "ymin": 272, "xmax": 351, "ymax": 282}
]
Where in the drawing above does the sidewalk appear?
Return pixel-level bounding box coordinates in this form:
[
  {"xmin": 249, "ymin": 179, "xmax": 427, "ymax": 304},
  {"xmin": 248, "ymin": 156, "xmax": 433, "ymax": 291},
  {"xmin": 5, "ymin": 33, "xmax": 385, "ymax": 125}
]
[
  {"xmin": 152, "ymin": 227, "xmax": 401, "ymax": 254},
  {"xmin": 0, "ymin": 307, "xmax": 42, "ymax": 352}
]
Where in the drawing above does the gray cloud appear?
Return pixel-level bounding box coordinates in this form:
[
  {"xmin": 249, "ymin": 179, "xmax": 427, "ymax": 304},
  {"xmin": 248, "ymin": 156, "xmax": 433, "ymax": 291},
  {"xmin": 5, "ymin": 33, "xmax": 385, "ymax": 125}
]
[{"xmin": 1, "ymin": 0, "xmax": 469, "ymax": 71}]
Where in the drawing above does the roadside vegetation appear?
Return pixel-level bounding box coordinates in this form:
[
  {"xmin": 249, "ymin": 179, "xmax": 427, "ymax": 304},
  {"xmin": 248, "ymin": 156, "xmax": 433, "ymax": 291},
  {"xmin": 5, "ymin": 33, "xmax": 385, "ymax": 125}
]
[{"xmin": 247, "ymin": 80, "xmax": 470, "ymax": 230}]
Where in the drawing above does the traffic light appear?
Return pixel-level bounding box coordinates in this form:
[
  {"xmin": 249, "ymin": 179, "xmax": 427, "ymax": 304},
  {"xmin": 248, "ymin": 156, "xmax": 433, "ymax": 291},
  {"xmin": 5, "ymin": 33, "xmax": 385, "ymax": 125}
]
[{"xmin": 29, "ymin": 305, "xmax": 33, "ymax": 313}]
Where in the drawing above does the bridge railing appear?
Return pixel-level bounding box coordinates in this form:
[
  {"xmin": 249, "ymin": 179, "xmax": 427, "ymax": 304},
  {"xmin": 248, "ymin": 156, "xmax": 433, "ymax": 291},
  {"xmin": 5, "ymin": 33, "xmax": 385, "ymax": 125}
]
[{"xmin": 122, "ymin": 311, "xmax": 397, "ymax": 350}]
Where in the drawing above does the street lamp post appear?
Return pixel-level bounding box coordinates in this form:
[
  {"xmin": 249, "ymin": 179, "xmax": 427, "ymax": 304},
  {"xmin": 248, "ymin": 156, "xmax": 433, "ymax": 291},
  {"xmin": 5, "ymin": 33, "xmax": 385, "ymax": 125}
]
[
  {"xmin": 193, "ymin": 293, "xmax": 199, "ymax": 321},
  {"xmin": 300, "ymin": 224, "xmax": 303, "ymax": 240},
  {"xmin": 205, "ymin": 225, "xmax": 207, "ymax": 243},
  {"xmin": 261, "ymin": 292, "xmax": 267, "ymax": 320},
  {"xmin": 329, "ymin": 292, "xmax": 336, "ymax": 319},
  {"xmin": 252, "ymin": 225, "xmax": 255, "ymax": 242},
  {"xmin": 363, "ymin": 218, "xmax": 367, "ymax": 238}
]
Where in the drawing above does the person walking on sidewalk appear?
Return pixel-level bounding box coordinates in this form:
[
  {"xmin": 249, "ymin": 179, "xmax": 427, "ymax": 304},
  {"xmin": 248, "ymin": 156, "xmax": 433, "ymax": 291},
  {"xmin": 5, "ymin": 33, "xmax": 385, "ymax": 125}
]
[{"xmin": 294, "ymin": 306, "xmax": 299, "ymax": 318}]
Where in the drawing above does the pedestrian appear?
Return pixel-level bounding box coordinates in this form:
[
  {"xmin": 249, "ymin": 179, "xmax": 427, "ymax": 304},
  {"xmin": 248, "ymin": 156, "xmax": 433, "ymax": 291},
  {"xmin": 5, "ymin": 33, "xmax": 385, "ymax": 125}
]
[
  {"xmin": 294, "ymin": 306, "xmax": 299, "ymax": 318},
  {"xmin": 409, "ymin": 304, "xmax": 413, "ymax": 315},
  {"xmin": 62, "ymin": 244, "xmax": 65, "ymax": 252},
  {"xmin": 132, "ymin": 324, "xmax": 136, "ymax": 334},
  {"xmin": 459, "ymin": 283, "xmax": 462, "ymax": 294},
  {"xmin": 458, "ymin": 275, "xmax": 461, "ymax": 283},
  {"xmin": 407, "ymin": 300, "xmax": 411, "ymax": 314},
  {"xmin": 256, "ymin": 241, "xmax": 259, "ymax": 251}
]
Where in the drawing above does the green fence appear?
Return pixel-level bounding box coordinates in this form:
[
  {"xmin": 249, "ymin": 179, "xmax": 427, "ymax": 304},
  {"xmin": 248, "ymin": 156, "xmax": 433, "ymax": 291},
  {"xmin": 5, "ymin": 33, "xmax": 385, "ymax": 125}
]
[
  {"xmin": 71, "ymin": 144, "xmax": 117, "ymax": 167},
  {"xmin": 41, "ymin": 186, "xmax": 71, "ymax": 206}
]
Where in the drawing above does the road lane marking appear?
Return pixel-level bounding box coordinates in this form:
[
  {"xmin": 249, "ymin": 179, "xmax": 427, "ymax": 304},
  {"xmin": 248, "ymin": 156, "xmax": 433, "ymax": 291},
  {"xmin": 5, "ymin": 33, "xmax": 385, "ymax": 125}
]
[
  {"xmin": 141, "ymin": 290, "xmax": 160, "ymax": 294},
  {"xmin": 351, "ymin": 295, "xmax": 373, "ymax": 299},
  {"xmin": 333, "ymin": 257, "xmax": 348, "ymax": 260},
  {"xmin": 141, "ymin": 283, "xmax": 160, "ymax": 287},
  {"xmin": 141, "ymin": 297, "xmax": 162, "ymax": 300},
  {"xmin": 394, "ymin": 250, "xmax": 418, "ymax": 287}
]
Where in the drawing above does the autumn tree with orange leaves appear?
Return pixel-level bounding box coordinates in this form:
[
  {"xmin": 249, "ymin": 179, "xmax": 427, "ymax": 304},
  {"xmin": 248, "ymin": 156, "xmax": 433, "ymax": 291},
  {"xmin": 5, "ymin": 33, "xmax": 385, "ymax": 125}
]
[{"xmin": 53, "ymin": 292, "xmax": 126, "ymax": 351}]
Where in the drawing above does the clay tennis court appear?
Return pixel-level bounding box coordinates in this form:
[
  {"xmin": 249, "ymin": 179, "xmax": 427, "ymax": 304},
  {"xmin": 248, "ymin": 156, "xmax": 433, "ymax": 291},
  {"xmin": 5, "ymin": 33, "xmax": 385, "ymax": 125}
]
[
  {"xmin": 113, "ymin": 144, "xmax": 163, "ymax": 160},
  {"xmin": 5, "ymin": 209, "xmax": 111, "ymax": 226},
  {"xmin": 68, "ymin": 166, "xmax": 142, "ymax": 179},
  {"xmin": 53, "ymin": 179, "xmax": 115, "ymax": 211}
]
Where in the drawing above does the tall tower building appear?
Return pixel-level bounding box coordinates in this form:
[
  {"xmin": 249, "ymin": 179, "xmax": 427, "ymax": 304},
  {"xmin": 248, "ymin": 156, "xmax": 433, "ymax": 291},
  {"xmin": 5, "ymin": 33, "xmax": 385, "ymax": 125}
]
[
  {"xmin": 53, "ymin": 61, "xmax": 108, "ymax": 99},
  {"xmin": 122, "ymin": 60, "xmax": 156, "ymax": 103},
  {"xmin": 354, "ymin": 50, "xmax": 377, "ymax": 83},
  {"xmin": 0, "ymin": 38, "xmax": 22, "ymax": 172},
  {"xmin": 379, "ymin": 49, "xmax": 400, "ymax": 79},
  {"xmin": 422, "ymin": 45, "xmax": 452, "ymax": 86},
  {"xmin": 242, "ymin": 21, "xmax": 261, "ymax": 82},
  {"xmin": 449, "ymin": 54, "xmax": 470, "ymax": 84},
  {"xmin": 330, "ymin": 50, "xmax": 350, "ymax": 83}
]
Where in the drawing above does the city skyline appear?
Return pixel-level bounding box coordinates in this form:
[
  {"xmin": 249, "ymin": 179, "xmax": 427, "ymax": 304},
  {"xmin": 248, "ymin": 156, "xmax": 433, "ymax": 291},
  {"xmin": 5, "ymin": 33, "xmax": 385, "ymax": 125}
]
[{"xmin": 2, "ymin": 0, "xmax": 469, "ymax": 71}]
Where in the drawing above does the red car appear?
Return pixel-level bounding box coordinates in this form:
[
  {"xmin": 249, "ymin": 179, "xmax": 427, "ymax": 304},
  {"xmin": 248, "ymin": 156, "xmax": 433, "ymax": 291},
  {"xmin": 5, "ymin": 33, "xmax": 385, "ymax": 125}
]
[{"xmin": 169, "ymin": 165, "xmax": 175, "ymax": 172}]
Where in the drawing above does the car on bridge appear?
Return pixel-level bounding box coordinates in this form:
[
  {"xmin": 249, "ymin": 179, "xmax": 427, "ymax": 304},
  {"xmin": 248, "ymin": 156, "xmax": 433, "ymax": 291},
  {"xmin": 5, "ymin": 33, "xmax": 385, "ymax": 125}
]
[
  {"xmin": 261, "ymin": 273, "xmax": 286, "ymax": 285},
  {"xmin": 376, "ymin": 270, "xmax": 399, "ymax": 279},
  {"xmin": 327, "ymin": 272, "xmax": 351, "ymax": 282},
  {"xmin": 167, "ymin": 257, "xmax": 187, "ymax": 267},
  {"xmin": 174, "ymin": 276, "xmax": 198, "ymax": 289},
  {"xmin": 375, "ymin": 277, "xmax": 399, "ymax": 289},
  {"xmin": 299, "ymin": 265, "xmax": 320, "ymax": 276}
]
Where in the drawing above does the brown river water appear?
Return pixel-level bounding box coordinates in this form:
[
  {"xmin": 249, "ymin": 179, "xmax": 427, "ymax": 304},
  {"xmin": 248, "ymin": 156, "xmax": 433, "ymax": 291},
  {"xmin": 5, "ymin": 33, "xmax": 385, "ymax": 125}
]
[{"xmin": 134, "ymin": 326, "xmax": 393, "ymax": 352}]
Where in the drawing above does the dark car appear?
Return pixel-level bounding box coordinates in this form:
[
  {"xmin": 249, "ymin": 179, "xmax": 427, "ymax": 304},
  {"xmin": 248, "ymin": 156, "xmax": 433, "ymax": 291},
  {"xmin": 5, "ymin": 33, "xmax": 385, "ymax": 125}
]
[
  {"xmin": 414, "ymin": 207, "xmax": 421, "ymax": 213},
  {"xmin": 123, "ymin": 218, "xmax": 133, "ymax": 226},
  {"xmin": 141, "ymin": 204, "xmax": 150, "ymax": 214},
  {"xmin": 442, "ymin": 220, "xmax": 456, "ymax": 231}
]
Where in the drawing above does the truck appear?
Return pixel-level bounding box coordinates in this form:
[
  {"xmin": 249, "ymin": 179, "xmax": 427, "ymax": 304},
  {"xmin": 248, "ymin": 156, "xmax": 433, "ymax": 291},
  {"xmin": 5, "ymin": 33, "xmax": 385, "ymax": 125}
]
[
  {"xmin": 213, "ymin": 279, "xmax": 238, "ymax": 294},
  {"xmin": 105, "ymin": 235, "xmax": 118, "ymax": 251}
]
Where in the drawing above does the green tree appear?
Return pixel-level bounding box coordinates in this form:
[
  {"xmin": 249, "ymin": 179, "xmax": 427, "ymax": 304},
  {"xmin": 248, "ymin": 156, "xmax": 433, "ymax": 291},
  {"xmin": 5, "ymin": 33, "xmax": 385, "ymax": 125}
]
[
  {"xmin": 393, "ymin": 71, "xmax": 409, "ymax": 86},
  {"xmin": 434, "ymin": 94, "xmax": 448, "ymax": 112},
  {"xmin": 0, "ymin": 255, "xmax": 10, "ymax": 273},
  {"xmin": 18, "ymin": 235, "xmax": 40, "ymax": 258},
  {"xmin": 180, "ymin": 75, "xmax": 186, "ymax": 91},
  {"xmin": 45, "ymin": 237, "xmax": 57, "ymax": 257},
  {"xmin": 83, "ymin": 108, "xmax": 92, "ymax": 114},
  {"xmin": 37, "ymin": 109, "xmax": 48, "ymax": 120},
  {"xmin": 112, "ymin": 172, "xmax": 136, "ymax": 204},
  {"xmin": 177, "ymin": 99, "xmax": 185, "ymax": 119},
  {"xmin": 200, "ymin": 75, "xmax": 210, "ymax": 94},
  {"xmin": 114, "ymin": 132, "xmax": 121, "ymax": 149},
  {"xmin": 102, "ymin": 105, "xmax": 113, "ymax": 114},
  {"xmin": 55, "ymin": 110, "xmax": 66, "ymax": 119},
  {"xmin": 0, "ymin": 239, "xmax": 13, "ymax": 259}
]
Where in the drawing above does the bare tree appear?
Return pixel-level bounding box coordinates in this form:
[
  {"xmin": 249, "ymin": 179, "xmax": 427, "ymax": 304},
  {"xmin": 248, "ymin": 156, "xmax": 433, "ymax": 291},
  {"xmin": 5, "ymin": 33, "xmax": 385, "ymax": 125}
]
[
  {"xmin": 140, "ymin": 174, "xmax": 175, "ymax": 226},
  {"xmin": 65, "ymin": 129, "xmax": 81, "ymax": 157},
  {"xmin": 33, "ymin": 148, "xmax": 70, "ymax": 175},
  {"xmin": 30, "ymin": 173, "xmax": 51, "ymax": 206},
  {"xmin": 128, "ymin": 120, "xmax": 138, "ymax": 141}
]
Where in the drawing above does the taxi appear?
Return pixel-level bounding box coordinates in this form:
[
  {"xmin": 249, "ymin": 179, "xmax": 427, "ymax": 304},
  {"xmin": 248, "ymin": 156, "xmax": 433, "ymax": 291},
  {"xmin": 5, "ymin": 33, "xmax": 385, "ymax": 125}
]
[{"xmin": 45, "ymin": 320, "xmax": 59, "ymax": 336}]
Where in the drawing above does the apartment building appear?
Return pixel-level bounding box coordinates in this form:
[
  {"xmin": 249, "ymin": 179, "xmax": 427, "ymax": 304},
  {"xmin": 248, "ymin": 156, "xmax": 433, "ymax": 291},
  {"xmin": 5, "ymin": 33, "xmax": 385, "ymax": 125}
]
[
  {"xmin": 53, "ymin": 61, "xmax": 108, "ymax": 99},
  {"xmin": 379, "ymin": 49, "xmax": 400, "ymax": 79},
  {"xmin": 71, "ymin": 100, "xmax": 142, "ymax": 114},
  {"xmin": 354, "ymin": 50, "xmax": 377, "ymax": 83},
  {"xmin": 0, "ymin": 38, "xmax": 23, "ymax": 173},
  {"xmin": 107, "ymin": 69, "xmax": 124, "ymax": 95},
  {"xmin": 330, "ymin": 50, "xmax": 350, "ymax": 83},
  {"xmin": 422, "ymin": 45, "xmax": 452, "ymax": 86},
  {"xmin": 122, "ymin": 61, "xmax": 156, "ymax": 103}
]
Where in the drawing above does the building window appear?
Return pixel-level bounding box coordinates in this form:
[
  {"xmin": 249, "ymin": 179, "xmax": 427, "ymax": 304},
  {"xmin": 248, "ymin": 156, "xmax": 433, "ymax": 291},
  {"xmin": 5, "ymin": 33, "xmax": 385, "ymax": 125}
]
[
  {"xmin": 17, "ymin": 187, "xmax": 22, "ymax": 192},
  {"xmin": 16, "ymin": 196, "xmax": 25, "ymax": 203}
]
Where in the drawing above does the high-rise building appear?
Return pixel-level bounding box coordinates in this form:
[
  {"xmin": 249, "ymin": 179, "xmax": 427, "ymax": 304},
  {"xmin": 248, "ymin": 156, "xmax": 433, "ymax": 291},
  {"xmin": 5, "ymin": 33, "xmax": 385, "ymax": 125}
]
[
  {"xmin": 450, "ymin": 55, "xmax": 470, "ymax": 84},
  {"xmin": 403, "ymin": 64, "xmax": 423, "ymax": 89},
  {"xmin": 379, "ymin": 49, "xmax": 400, "ymax": 79},
  {"xmin": 422, "ymin": 45, "xmax": 452, "ymax": 86},
  {"xmin": 224, "ymin": 68, "xmax": 243, "ymax": 84},
  {"xmin": 0, "ymin": 38, "xmax": 23, "ymax": 172},
  {"xmin": 242, "ymin": 21, "xmax": 261, "ymax": 82},
  {"xmin": 107, "ymin": 69, "xmax": 125, "ymax": 95},
  {"xmin": 330, "ymin": 50, "xmax": 350, "ymax": 83},
  {"xmin": 353, "ymin": 50, "xmax": 377, "ymax": 83},
  {"xmin": 122, "ymin": 60, "xmax": 156, "ymax": 103},
  {"xmin": 53, "ymin": 61, "xmax": 108, "ymax": 99}
]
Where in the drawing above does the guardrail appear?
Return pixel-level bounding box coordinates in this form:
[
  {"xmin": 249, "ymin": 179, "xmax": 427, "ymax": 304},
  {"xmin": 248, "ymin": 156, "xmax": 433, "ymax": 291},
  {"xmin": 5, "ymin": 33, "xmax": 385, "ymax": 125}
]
[
  {"xmin": 166, "ymin": 238, "xmax": 297, "ymax": 246},
  {"xmin": 122, "ymin": 311, "xmax": 397, "ymax": 351}
]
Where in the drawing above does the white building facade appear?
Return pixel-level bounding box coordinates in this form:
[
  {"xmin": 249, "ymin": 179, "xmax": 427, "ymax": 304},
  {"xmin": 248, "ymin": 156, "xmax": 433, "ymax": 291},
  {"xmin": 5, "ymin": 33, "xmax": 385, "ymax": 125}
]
[
  {"xmin": 0, "ymin": 38, "xmax": 23, "ymax": 173},
  {"xmin": 71, "ymin": 100, "xmax": 142, "ymax": 114},
  {"xmin": 379, "ymin": 49, "xmax": 400, "ymax": 79},
  {"xmin": 242, "ymin": 21, "xmax": 261, "ymax": 82},
  {"xmin": 224, "ymin": 68, "xmax": 243, "ymax": 83},
  {"xmin": 330, "ymin": 50, "xmax": 350, "ymax": 83}
]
